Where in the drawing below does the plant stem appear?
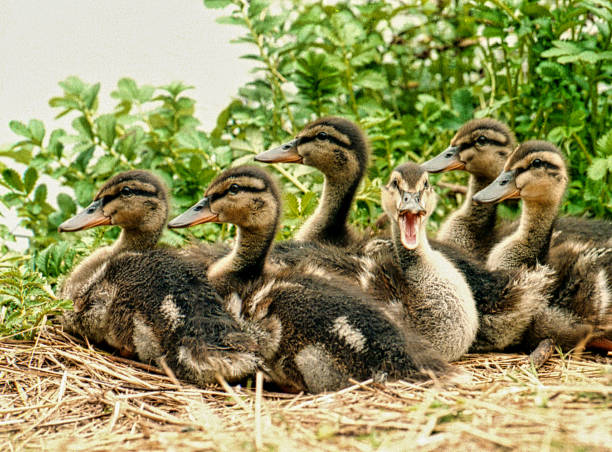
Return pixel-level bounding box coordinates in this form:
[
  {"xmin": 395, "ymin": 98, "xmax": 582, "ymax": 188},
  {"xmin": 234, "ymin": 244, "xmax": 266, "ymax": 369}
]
[{"xmin": 572, "ymin": 132, "xmax": 592, "ymax": 164}]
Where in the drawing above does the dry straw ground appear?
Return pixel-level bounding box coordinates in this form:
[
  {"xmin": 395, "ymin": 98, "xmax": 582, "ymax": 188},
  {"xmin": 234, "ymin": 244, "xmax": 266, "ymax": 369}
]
[{"xmin": 1, "ymin": 325, "xmax": 610, "ymax": 451}]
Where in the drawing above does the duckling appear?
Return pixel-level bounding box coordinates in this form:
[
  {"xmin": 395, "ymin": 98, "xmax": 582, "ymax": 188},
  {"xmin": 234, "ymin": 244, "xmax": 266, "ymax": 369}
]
[
  {"xmin": 58, "ymin": 170, "xmax": 261, "ymax": 385},
  {"xmin": 421, "ymin": 118, "xmax": 517, "ymax": 259},
  {"xmin": 168, "ymin": 166, "xmax": 452, "ymax": 393},
  {"xmin": 349, "ymin": 163, "xmax": 478, "ymax": 361},
  {"xmin": 422, "ymin": 118, "xmax": 611, "ymax": 258},
  {"xmin": 255, "ymin": 116, "xmax": 369, "ymax": 248},
  {"xmin": 474, "ymin": 141, "xmax": 612, "ymax": 351}
]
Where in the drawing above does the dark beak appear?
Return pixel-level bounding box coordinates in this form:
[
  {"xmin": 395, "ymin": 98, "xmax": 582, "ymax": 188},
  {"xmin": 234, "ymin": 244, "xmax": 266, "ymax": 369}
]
[
  {"xmin": 255, "ymin": 139, "xmax": 303, "ymax": 164},
  {"xmin": 398, "ymin": 192, "xmax": 426, "ymax": 216},
  {"xmin": 58, "ymin": 199, "xmax": 110, "ymax": 232},
  {"xmin": 473, "ymin": 170, "xmax": 520, "ymax": 204},
  {"xmin": 421, "ymin": 146, "xmax": 464, "ymax": 173},
  {"xmin": 168, "ymin": 197, "xmax": 219, "ymax": 229}
]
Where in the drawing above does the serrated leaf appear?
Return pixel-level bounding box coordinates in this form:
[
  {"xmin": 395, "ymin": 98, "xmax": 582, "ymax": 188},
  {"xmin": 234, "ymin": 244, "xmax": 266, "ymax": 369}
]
[
  {"xmin": 0, "ymin": 148, "xmax": 33, "ymax": 164},
  {"xmin": 34, "ymin": 184, "xmax": 47, "ymax": 203},
  {"xmin": 9, "ymin": 121, "xmax": 31, "ymax": 139},
  {"xmin": 57, "ymin": 193, "xmax": 77, "ymax": 216},
  {"xmin": 26, "ymin": 119, "xmax": 45, "ymax": 145},
  {"xmin": 72, "ymin": 116, "xmax": 93, "ymax": 140},
  {"xmin": 2, "ymin": 168, "xmax": 24, "ymax": 192},
  {"xmin": 451, "ymin": 88, "xmax": 474, "ymax": 122},
  {"xmin": 356, "ymin": 70, "xmax": 388, "ymax": 90},
  {"xmin": 92, "ymin": 155, "xmax": 119, "ymax": 176},
  {"xmin": 23, "ymin": 167, "xmax": 38, "ymax": 195},
  {"xmin": 586, "ymin": 158, "xmax": 610, "ymax": 180},
  {"xmin": 95, "ymin": 114, "xmax": 117, "ymax": 148},
  {"xmin": 58, "ymin": 76, "xmax": 86, "ymax": 96},
  {"xmin": 73, "ymin": 180, "xmax": 95, "ymax": 206}
]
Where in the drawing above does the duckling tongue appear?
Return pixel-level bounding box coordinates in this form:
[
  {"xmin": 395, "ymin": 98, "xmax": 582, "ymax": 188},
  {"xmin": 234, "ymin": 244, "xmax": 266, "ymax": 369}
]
[{"xmin": 399, "ymin": 213, "xmax": 420, "ymax": 249}]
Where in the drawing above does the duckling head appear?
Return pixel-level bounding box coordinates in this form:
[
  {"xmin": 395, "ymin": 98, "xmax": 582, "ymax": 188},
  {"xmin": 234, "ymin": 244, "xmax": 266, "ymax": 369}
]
[
  {"xmin": 473, "ymin": 140, "xmax": 568, "ymax": 206},
  {"xmin": 58, "ymin": 170, "xmax": 169, "ymax": 236},
  {"xmin": 382, "ymin": 163, "xmax": 436, "ymax": 250},
  {"xmin": 168, "ymin": 165, "xmax": 280, "ymax": 234},
  {"xmin": 255, "ymin": 116, "xmax": 369, "ymax": 184},
  {"xmin": 422, "ymin": 118, "xmax": 516, "ymax": 181}
]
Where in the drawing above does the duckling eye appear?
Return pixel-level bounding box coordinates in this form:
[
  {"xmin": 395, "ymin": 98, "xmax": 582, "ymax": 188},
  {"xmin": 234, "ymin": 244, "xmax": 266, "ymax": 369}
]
[
  {"xmin": 476, "ymin": 135, "xmax": 488, "ymax": 145},
  {"xmin": 531, "ymin": 159, "xmax": 543, "ymax": 168},
  {"xmin": 391, "ymin": 179, "xmax": 399, "ymax": 190},
  {"xmin": 316, "ymin": 132, "xmax": 328, "ymax": 140},
  {"xmin": 120, "ymin": 187, "xmax": 133, "ymax": 196},
  {"xmin": 423, "ymin": 179, "xmax": 430, "ymax": 189},
  {"xmin": 228, "ymin": 184, "xmax": 240, "ymax": 195}
]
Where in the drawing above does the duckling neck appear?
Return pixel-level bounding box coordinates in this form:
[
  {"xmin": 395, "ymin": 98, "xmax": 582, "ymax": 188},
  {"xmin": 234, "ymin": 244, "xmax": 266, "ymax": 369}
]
[
  {"xmin": 515, "ymin": 200, "xmax": 558, "ymax": 264},
  {"xmin": 296, "ymin": 173, "xmax": 361, "ymax": 247},
  {"xmin": 114, "ymin": 227, "xmax": 162, "ymax": 253},
  {"xmin": 488, "ymin": 199, "xmax": 558, "ymax": 271},
  {"xmin": 438, "ymin": 175, "xmax": 497, "ymax": 248},
  {"xmin": 208, "ymin": 226, "xmax": 275, "ymax": 294},
  {"xmin": 390, "ymin": 221, "xmax": 430, "ymax": 269}
]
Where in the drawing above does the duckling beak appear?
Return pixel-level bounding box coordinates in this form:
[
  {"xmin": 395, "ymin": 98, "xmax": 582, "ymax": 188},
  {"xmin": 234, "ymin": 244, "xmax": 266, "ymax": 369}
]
[
  {"xmin": 397, "ymin": 193, "xmax": 426, "ymax": 250},
  {"xmin": 167, "ymin": 197, "xmax": 219, "ymax": 229},
  {"xmin": 473, "ymin": 170, "xmax": 520, "ymax": 204},
  {"xmin": 421, "ymin": 146, "xmax": 464, "ymax": 173},
  {"xmin": 58, "ymin": 199, "xmax": 110, "ymax": 232},
  {"xmin": 254, "ymin": 139, "xmax": 303, "ymax": 164}
]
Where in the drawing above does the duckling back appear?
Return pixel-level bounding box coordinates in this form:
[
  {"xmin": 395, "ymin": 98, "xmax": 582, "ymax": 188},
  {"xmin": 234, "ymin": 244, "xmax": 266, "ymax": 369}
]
[
  {"xmin": 234, "ymin": 271, "xmax": 451, "ymax": 393},
  {"xmin": 62, "ymin": 248, "xmax": 261, "ymax": 385}
]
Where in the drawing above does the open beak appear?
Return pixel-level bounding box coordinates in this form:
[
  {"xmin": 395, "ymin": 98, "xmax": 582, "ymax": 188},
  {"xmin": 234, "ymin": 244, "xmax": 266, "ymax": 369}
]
[
  {"xmin": 421, "ymin": 146, "xmax": 465, "ymax": 173},
  {"xmin": 168, "ymin": 197, "xmax": 219, "ymax": 229},
  {"xmin": 473, "ymin": 170, "xmax": 520, "ymax": 204},
  {"xmin": 397, "ymin": 193, "xmax": 426, "ymax": 250},
  {"xmin": 255, "ymin": 139, "xmax": 303, "ymax": 164},
  {"xmin": 58, "ymin": 199, "xmax": 110, "ymax": 232}
]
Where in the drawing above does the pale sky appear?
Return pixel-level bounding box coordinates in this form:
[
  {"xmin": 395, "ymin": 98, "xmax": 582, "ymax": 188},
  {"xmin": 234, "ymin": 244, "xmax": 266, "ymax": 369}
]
[{"xmin": 0, "ymin": 0, "xmax": 254, "ymax": 247}]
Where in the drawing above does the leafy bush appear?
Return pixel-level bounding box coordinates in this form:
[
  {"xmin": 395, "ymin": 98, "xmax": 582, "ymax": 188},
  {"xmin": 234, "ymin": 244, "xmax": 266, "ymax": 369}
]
[{"xmin": 0, "ymin": 0, "xmax": 610, "ymax": 336}]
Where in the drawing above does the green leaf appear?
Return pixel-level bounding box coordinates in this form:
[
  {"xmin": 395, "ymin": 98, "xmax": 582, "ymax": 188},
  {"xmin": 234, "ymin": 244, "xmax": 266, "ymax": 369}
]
[
  {"xmin": 23, "ymin": 167, "xmax": 38, "ymax": 195},
  {"xmin": 203, "ymin": 0, "xmax": 231, "ymax": 8},
  {"xmin": 34, "ymin": 184, "xmax": 47, "ymax": 204},
  {"xmin": 0, "ymin": 148, "xmax": 33, "ymax": 164},
  {"xmin": 356, "ymin": 70, "xmax": 388, "ymax": 90},
  {"xmin": 28, "ymin": 119, "xmax": 45, "ymax": 145},
  {"xmin": 451, "ymin": 88, "xmax": 474, "ymax": 122},
  {"xmin": 57, "ymin": 193, "xmax": 77, "ymax": 216},
  {"xmin": 92, "ymin": 155, "xmax": 119, "ymax": 177},
  {"xmin": 2, "ymin": 168, "xmax": 24, "ymax": 192},
  {"xmin": 9, "ymin": 121, "xmax": 31, "ymax": 139},
  {"xmin": 74, "ymin": 180, "xmax": 95, "ymax": 206},
  {"xmin": 95, "ymin": 114, "xmax": 117, "ymax": 148},
  {"xmin": 72, "ymin": 116, "xmax": 93, "ymax": 140}
]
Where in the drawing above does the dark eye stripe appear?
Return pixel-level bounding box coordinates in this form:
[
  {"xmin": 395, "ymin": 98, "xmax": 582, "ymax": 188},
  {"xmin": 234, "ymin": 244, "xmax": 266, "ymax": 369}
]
[
  {"xmin": 298, "ymin": 133, "xmax": 349, "ymax": 149},
  {"xmin": 100, "ymin": 188, "xmax": 158, "ymax": 206},
  {"xmin": 515, "ymin": 161, "xmax": 559, "ymax": 176},
  {"xmin": 209, "ymin": 185, "xmax": 266, "ymax": 203}
]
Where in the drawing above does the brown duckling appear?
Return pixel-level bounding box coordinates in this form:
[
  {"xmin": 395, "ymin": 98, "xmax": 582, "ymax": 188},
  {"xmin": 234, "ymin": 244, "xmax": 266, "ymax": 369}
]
[
  {"xmin": 474, "ymin": 141, "xmax": 612, "ymax": 352},
  {"xmin": 422, "ymin": 118, "xmax": 612, "ymax": 258},
  {"xmin": 354, "ymin": 163, "xmax": 478, "ymax": 361},
  {"xmin": 255, "ymin": 116, "xmax": 369, "ymax": 249},
  {"xmin": 58, "ymin": 170, "xmax": 261, "ymax": 385},
  {"xmin": 421, "ymin": 118, "xmax": 517, "ymax": 259},
  {"xmin": 168, "ymin": 166, "xmax": 452, "ymax": 393}
]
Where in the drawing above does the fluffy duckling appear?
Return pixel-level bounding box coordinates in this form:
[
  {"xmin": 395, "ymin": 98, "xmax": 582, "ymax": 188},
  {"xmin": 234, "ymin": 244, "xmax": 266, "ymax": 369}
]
[
  {"xmin": 422, "ymin": 118, "xmax": 611, "ymax": 258},
  {"xmin": 168, "ymin": 166, "xmax": 452, "ymax": 393},
  {"xmin": 58, "ymin": 170, "xmax": 261, "ymax": 385},
  {"xmin": 421, "ymin": 118, "xmax": 517, "ymax": 259},
  {"xmin": 474, "ymin": 141, "xmax": 612, "ymax": 351},
  {"xmin": 255, "ymin": 116, "xmax": 369, "ymax": 248},
  {"xmin": 354, "ymin": 163, "xmax": 479, "ymax": 361}
]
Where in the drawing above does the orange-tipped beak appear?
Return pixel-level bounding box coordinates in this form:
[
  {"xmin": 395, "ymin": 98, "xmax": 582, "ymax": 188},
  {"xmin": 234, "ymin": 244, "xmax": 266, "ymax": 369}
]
[
  {"xmin": 167, "ymin": 197, "xmax": 219, "ymax": 229},
  {"xmin": 473, "ymin": 170, "xmax": 520, "ymax": 204},
  {"xmin": 255, "ymin": 139, "xmax": 303, "ymax": 164},
  {"xmin": 58, "ymin": 200, "xmax": 111, "ymax": 232},
  {"xmin": 421, "ymin": 146, "xmax": 465, "ymax": 173}
]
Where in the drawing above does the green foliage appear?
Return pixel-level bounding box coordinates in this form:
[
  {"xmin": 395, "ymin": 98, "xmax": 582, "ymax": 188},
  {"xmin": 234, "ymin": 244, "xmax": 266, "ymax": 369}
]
[
  {"xmin": 0, "ymin": 254, "xmax": 71, "ymax": 339},
  {"xmin": 1, "ymin": 0, "xmax": 611, "ymax": 338}
]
